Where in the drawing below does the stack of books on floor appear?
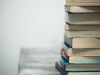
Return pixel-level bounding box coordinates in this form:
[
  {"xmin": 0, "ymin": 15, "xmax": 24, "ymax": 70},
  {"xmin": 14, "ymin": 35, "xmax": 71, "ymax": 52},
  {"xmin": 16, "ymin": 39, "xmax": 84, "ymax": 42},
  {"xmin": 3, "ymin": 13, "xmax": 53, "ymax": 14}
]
[{"xmin": 55, "ymin": 0, "xmax": 100, "ymax": 75}]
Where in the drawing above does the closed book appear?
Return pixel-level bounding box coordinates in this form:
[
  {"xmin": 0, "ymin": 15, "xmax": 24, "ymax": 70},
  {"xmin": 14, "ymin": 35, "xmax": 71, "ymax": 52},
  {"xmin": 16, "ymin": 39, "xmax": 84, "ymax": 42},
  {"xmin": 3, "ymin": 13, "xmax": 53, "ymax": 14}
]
[
  {"xmin": 62, "ymin": 42, "xmax": 100, "ymax": 56},
  {"xmin": 61, "ymin": 48, "xmax": 100, "ymax": 63},
  {"xmin": 65, "ymin": 24, "xmax": 100, "ymax": 30},
  {"xmin": 55, "ymin": 61, "xmax": 67, "ymax": 75},
  {"xmin": 60, "ymin": 56, "xmax": 100, "ymax": 72},
  {"xmin": 64, "ymin": 6, "xmax": 100, "ymax": 13},
  {"xmin": 65, "ymin": 30, "xmax": 100, "ymax": 38},
  {"xmin": 55, "ymin": 61, "xmax": 100, "ymax": 75},
  {"xmin": 66, "ymin": 0, "xmax": 100, "ymax": 6},
  {"xmin": 64, "ymin": 35, "xmax": 100, "ymax": 48},
  {"xmin": 65, "ymin": 13, "xmax": 100, "ymax": 25}
]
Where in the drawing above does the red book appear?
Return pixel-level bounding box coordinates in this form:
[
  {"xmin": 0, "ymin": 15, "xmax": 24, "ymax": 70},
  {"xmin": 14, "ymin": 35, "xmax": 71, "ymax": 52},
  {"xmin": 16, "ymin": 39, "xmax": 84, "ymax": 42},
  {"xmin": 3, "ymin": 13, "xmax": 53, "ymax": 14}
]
[{"xmin": 60, "ymin": 48, "xmax": 69, "ymax": 63}]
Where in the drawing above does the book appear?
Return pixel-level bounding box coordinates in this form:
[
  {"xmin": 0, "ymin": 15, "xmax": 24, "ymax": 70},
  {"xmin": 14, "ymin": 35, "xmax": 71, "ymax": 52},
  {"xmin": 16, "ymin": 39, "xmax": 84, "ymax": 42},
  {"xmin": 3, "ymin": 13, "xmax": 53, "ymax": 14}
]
[
  {"xmin": 65, "ymin": 24, "xmax": 100, "ymax": 30},
  {"xmin": 60, "ymin": 56, "xmax": 100, "ymax": 72},
  {"xmin": 65, "ymin": 13, "xmax": 100, "ymax": 25},
  {"xmin": 62, "ymin": 42, "xmax": 100, "ymax": 56},
  {"xmin": 55, "ymin": 61, "xmax": 67, "ymax": 75},
  {"xmin": 64, "ymin": 35, "xmax": 100, "ymax": 48},
  {"xmin": 61, "ymin": 48, "xmax": 100, "ymax": 63},
  {"xmin": 55, "ymin": 61, "xmax": 100, "ymax": 75},
  {"xmin": 66, "ymin": 0, "xmax": 100, "ymax": 6},
  {"xmin": 64, "ymin": 6, "xmax": 100, "ymax": 13},
  {"xmin": 65, "ymin": 30, "xmax": 100, "ymax": 38}
]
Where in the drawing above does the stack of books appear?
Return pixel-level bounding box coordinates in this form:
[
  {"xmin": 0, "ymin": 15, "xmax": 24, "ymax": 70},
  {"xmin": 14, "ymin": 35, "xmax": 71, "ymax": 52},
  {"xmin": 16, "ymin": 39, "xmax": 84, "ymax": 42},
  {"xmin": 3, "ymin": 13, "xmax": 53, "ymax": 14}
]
[{"xmin": 55, "ymin": 0, "xmax": 100, "ymax": 75}]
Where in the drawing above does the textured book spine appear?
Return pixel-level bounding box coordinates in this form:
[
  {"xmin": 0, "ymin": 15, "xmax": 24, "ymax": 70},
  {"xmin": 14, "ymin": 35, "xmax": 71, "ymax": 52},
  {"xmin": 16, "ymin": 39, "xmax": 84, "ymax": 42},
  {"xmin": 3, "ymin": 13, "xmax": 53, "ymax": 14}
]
[
  {"xmin": 64, "ymin": 6, "xmax": 70, "ymax": 12},
  {"xmin": 64, "ymin": 35, "xmax": 72, "ymax": 47},
  {"xmin": 60, "ymin": 56, "xmax": 66, "ymax": 71},
  {"xmin": 61, "ymin": 48, "xmax": 69, "ymax": 62}
]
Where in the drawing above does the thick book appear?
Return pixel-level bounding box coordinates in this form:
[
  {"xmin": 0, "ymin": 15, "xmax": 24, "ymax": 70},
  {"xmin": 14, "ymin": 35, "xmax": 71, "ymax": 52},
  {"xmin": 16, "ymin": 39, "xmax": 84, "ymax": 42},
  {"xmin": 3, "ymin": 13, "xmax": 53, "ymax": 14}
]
[
  {"xmin": 62, "ymin": 42, "xmax": 100, "ymax": 56},
  {"xmin": 64, "ymin": 35, "xmax": 100, "ymax": 48},
  {"xmin": 65, "ymin": 24, "xmax": 100, "ymax": 30},
  {"xmin": 65, "ymin": 13, "xmax": 100, "ymax": 25},
  {"xmin": 61, "ymin": 48, "xmax": 100, "ymax": 63},
  {"xmin": 60, "ymin": 56, "xmax": 100, "ymax": 72},
  {"xmin": 55, "ymin": 61, "xmax": 67, "ymax": 75},
  {"xmin": 64, "ymin": 6, "xmax": 100, "ymax": 13},
  {"xmin": 55, "ymin": 61, "xmax": 100, "ymax": 75},
  {"xmin": 66, "ymin": 0, "xmax": 100, "ymax": 6},
  {"xmin": 65, "ymin": 30, "xmax": 100, "ymax": 38}
]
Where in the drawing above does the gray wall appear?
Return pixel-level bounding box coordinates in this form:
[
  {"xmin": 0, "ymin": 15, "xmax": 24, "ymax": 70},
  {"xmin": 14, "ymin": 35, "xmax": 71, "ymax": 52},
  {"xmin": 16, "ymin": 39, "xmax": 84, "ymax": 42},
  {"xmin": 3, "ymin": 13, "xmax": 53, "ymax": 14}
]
[{"xmin": 0, "ymin": 0, "xmax": 65, "ymax": 75}]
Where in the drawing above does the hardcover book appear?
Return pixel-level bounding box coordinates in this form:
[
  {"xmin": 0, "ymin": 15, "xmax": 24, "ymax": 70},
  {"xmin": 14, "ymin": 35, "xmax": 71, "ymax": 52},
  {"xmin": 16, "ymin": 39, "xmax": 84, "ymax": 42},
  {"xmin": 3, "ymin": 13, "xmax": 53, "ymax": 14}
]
[
  {"xmin": 64, "ymin": 35, "xmax": 100, "ymax": 48},
  {"xmin": 61, "ymin": 48, "xmax": 100, "ymax": 63},
  {"xmin": 66, "ymin": 0, "xmax": 100, "ymax": 6},
  {"xmin": 65, "ymin": 12, "xmax": 100, "ymax": 25},
  {"xmin": 55, "ymin": 61, "xmax": 100, "ymax": 75},
  {"xmin": 65, "ymin": 24, "xmax": 100, "ymax": 30},
  {"xmin": 60, "ymin": 56, "xmax": 100, "ymax": 72},
  {"xmin": 65, "ymin": 30, "xmax": 100, "ymax": 38},
  {"xmin": 62, "ymin": 42, "xmax": 100, "ymax": 56},
  {"xmin": 64, "ymin": 6, "xmax": 100, "ymax": 13},
  {"xmin": 55, "ymin": 61, "xmax": 67, "ymax": 75}
]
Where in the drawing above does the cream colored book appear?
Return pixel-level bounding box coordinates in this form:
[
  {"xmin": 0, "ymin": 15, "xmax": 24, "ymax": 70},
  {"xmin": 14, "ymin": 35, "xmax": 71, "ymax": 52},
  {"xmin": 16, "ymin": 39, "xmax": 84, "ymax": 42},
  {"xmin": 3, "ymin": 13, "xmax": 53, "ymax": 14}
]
[
  {"xmin": 69, "ymin": 56, "xmax": 100, "ymax": 63},
  {"xmin": 65, "ymin": 24, "xmax": 100, "ymax": 30},
  {"xmin": 62, "ymin": 42, "xmax": 100, "ymax": 56},
  {"xmin": 65, "ymin": 13, "xmax": 100, "ymax": 25},
  {"xmin": 64, "ymin": 6, "xmax": 100, "ymax": 13},
  {"xmin": 60, "ymin": 56, "xmax": 100, "ymax": 71},
  {"xmin": 64, "ymin": 35, "xmax": 100, "ymax": 48},
  {"xmin": 66, "ymin": 0, "xmax": 100, "ymax": 6},
  {"xmin": 65, "ymin": 30, "xmax": 100, "ymax": 38}
]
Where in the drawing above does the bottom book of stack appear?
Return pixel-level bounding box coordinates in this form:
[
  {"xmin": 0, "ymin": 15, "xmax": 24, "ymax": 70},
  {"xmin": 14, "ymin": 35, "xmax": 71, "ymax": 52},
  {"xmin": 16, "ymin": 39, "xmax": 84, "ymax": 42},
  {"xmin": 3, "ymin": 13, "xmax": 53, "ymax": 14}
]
[{"xmin": 55, "ymin": 57, "xmax": 100, "ymax": 75}]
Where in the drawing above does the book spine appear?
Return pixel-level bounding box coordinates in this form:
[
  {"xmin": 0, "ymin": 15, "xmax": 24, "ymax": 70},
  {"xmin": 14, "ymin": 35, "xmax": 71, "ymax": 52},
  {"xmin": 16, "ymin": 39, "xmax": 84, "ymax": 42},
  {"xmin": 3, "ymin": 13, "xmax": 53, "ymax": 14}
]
[
  {"xmin": 64, "ymin": 6, "xmax": 70, "ymax": 12},
  {"xmin": 60, "ymin": 56, "xmax": 66, "ymax": 71},
  {"xmin": 55, "ymin": 62, "xmax": 68, "ymax": 75},
  {"xmin": 62, "ymin": 42, "xmax": 68, "ymax": 54},
  {"xmin": 64, "ymin": 35, "xmax": 72, "ymax": 47},
  {"xmin": 61, "ymin": 48, "xmax": 69, "ymax": 62},
  {"xmin": 65, "ymin": 12, "xmax": 69, "ymax": 23}
]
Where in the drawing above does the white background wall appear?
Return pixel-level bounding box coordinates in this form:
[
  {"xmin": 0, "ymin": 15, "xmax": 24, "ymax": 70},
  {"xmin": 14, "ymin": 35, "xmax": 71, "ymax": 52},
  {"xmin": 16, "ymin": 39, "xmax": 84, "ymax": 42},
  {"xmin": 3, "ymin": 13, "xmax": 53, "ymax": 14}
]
[{"xmin": 0, "ymin": 0, "xmax": 65, "ymax": 75}]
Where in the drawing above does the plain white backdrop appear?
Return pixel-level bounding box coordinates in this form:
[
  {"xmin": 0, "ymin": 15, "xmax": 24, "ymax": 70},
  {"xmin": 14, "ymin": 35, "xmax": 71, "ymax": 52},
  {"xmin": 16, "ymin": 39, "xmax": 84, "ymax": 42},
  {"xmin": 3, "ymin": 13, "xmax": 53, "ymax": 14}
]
[{"xmin": 0, "ymin": 0, "xmax": 65, "ymax": 75}]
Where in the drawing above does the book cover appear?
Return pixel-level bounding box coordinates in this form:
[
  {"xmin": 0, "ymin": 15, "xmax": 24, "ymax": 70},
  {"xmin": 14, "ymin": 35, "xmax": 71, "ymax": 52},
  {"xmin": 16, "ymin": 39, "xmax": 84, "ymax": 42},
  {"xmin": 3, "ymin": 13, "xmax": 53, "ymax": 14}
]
[
  {"xmin": 55, "ymin": 61, "xmax": 100, "ymax": 75},
  {"xmin": 60, "ymin": 56, "xmax": 100, "ymax": 72}
]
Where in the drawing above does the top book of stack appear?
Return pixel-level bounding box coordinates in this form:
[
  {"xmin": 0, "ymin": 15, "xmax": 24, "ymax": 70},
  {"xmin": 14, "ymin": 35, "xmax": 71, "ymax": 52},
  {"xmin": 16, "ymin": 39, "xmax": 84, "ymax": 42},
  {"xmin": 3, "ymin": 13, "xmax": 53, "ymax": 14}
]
[{"xmin": 66, "ymin": 0, "xmax": 100, "ymax": 6}]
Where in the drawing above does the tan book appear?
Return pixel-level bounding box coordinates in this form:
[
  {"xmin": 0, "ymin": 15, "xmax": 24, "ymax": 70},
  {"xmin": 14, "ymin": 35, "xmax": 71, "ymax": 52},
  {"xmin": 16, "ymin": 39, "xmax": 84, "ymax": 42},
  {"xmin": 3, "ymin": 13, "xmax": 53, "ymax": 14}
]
[
  {"xmin": 69, "ymin": 56, "xmax": 100, "ymax": 63},
  {"xmin": 60, "ymin": 56, "xmax": 100, "ymax": 71},
  {"xmin": 66, "ymin": 0, "xmax": 100, "ymax": 6},
  {"xmin": 64, "ymin": 35, "xmax": 100, "ymax": 48},
  {"xmin": 62, "ymin": 42, "xmax": 100, "ymax": 56},
  {"xmin": 65, "ymin": 30, "xmax": 100, "ymax": 38},
  {"xmin": 65, "ymin": 24, "xmax": 100, "ymax": 30},
  {"xmin": 65, "ymin": 6, "xmax": 100, "ymax": 13},
  {"xmin": 65, "ymin": 13, "xmax": 100, "ymax": 25}
]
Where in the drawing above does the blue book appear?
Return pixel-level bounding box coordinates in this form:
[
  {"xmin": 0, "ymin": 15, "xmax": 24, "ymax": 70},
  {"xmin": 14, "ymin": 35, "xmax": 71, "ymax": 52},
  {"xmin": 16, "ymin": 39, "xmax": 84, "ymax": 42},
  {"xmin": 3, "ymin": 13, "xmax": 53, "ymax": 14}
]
[
  {"xmin": 60, "ymin": 56, "xmax": 100, "ymax": 72},
  {"xmin": 55, "ymin": 61, "xmax": 100, "ymax": 75}
]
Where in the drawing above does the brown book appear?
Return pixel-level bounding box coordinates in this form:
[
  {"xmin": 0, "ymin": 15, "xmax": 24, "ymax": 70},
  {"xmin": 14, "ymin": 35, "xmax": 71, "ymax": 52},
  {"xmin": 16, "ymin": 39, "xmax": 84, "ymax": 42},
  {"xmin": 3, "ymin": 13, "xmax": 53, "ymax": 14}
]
[
  {"xmin": 65, "ymin": 30, "xmax": 100, "ymax": 38},
  {"xmin": 64, "ymin": 35, "xmax": 100, "ymax": 48},
  {"xmin": 66, "ymin": 0, "xmax": 100, "ymax": 6},
  {"xmin": 65, "ymin": 13, "xmax": 100, "ymax": 25},
  {"xmin": 62, "ymin": 42, "xmax": 100, "ymax": 56},
  {"xmin": 65, "ymin": 24, "xmax": 100, "ymax": 30},
  {"xmin": 65, "ymin": 6, "xmax": 100, "ymax": 13}
]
